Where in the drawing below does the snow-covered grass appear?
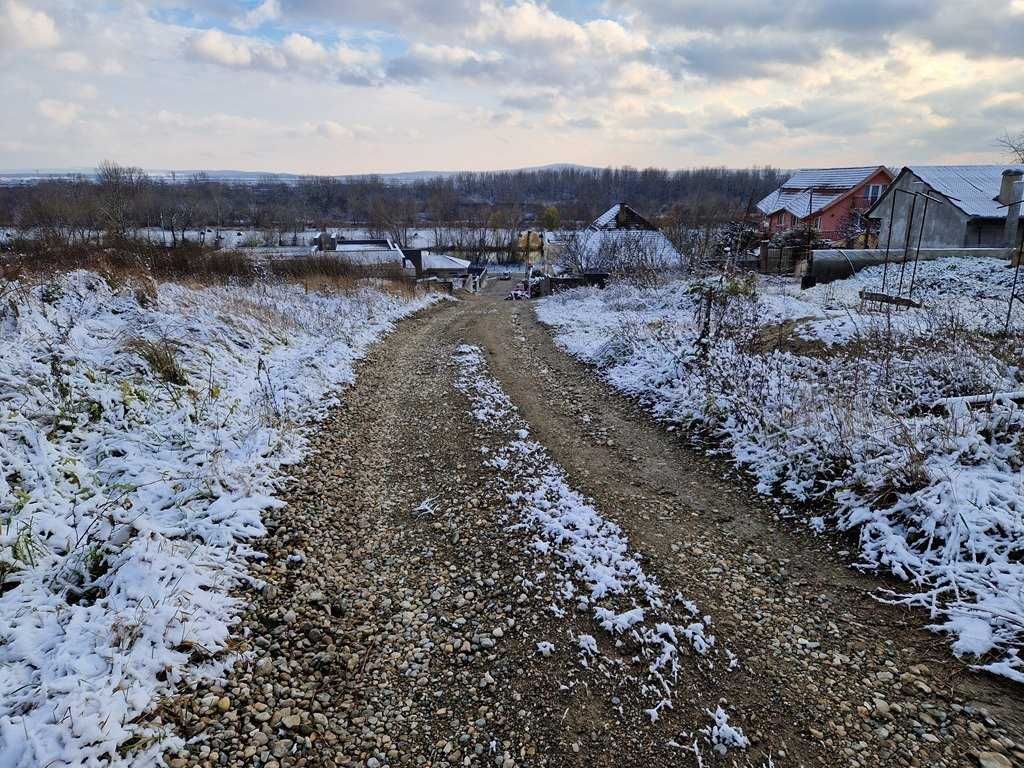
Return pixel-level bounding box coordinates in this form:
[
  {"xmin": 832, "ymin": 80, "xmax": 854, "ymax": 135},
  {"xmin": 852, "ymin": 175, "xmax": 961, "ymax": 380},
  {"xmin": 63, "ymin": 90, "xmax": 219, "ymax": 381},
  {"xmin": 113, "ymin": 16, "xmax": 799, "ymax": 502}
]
[
  {"xmin": 536, "ymin": 258, "xmax": 1024, "ymax": 683},
  {"xmin": 0, "ymin": 271, "xmax": 438, "ymax": 767},
  {"xmin": 453, "ymin": 345, "xmax": 746, "ymax": 751},
  {"xmin": 773, "ymin": 256, "xmax": 1023, "ymax": 343}
]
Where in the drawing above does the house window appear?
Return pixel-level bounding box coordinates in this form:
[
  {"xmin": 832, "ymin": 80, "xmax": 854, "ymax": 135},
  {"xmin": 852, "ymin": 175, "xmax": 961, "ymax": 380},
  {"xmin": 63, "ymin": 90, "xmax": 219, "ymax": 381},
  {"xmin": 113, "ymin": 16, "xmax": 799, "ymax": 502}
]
[
  {"xmin": 866, "ymin": 184, "xmax": 885, "ymax": 203},
  {"xmin": 814, "ymin": 217, "xmax": 822, "ymax": 230}
]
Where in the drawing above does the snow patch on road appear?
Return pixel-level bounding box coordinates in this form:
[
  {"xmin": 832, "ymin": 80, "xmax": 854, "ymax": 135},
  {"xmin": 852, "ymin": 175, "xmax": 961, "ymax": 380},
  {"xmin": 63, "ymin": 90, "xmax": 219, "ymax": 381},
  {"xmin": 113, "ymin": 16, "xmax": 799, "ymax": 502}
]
[
  {"xmin": 452, "ymin": 344, "xmax": 745, "ymax": 746},
  {"xmin": 0, "ymin": 271, "xmax": 438, "ymax": 767}
]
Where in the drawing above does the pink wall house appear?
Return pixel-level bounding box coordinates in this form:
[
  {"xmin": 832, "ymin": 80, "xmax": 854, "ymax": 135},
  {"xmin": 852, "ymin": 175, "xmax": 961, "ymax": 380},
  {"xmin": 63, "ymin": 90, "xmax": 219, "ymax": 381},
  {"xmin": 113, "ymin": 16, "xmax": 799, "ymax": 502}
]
[{"xmin": 757, "ymin": 166, "xmax": 895, "ymax": 242}]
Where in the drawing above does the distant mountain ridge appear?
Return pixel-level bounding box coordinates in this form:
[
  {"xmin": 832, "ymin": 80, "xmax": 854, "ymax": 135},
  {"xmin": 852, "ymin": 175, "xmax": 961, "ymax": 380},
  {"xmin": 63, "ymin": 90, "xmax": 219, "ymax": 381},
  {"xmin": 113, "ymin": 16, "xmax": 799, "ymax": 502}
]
[{"xmin": 0, "ymin": 163, "xmax": 601, "ymax": 186}]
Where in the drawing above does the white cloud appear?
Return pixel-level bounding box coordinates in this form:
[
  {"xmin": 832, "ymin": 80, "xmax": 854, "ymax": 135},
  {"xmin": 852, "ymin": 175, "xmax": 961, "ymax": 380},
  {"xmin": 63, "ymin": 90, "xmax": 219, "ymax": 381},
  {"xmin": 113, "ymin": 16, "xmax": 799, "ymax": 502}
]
[
  {"xmin": 316, "ymin": 120, "xmax": 356, "ymax": 140},
  {"xmin": 1, "ymin": 0, "xmax": 60, "ymax": 49},
  {"xmin": 38, "ymin": 99, "xmax": 81, "ymax": 126},
  {"xmin": 611, "ymin": 62, "xmax": 673, "ymax": 95},
  {"xmin": 234, "ymin": 0, "xmax": 281, "ymax": 30},
  {"xmin": 583, "ymin": 19, "xmax": 648, "ymax": 55},
  {"xmin": 408, "ymin": 43, "xmax": 494, "ymax": 66},
  {"xmin": 335, "ymin": 43, "xmax": 381, "ymax": 67},
  {"xmin": 190, "ymin": 29, "xmax": 254, "ymax": 67},
  {"xmin": 282, "ymin": 33, "xmax": 327, "ymax": 63},
  {"xmin": 476, "ymin": 1, "xmax": 586, "ymax": 47},
  {"xmin": 54, "ymin": 51, "xmax": 90, "ymax": 72},
  {"xmin": 474, "ymin": 1, "xmax": 647, "ymax": 56},
  {"xmin": 187, "ymin": 27, "xmax": 378, "ymax": 83}
]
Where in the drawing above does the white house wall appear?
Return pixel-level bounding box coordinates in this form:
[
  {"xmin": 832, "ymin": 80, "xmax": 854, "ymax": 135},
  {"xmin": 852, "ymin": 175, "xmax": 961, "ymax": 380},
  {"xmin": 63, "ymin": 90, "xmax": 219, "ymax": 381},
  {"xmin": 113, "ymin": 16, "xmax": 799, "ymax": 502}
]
[{"xmin": 876, "ymin": 171, "xmax": 972, "ymax": 250}]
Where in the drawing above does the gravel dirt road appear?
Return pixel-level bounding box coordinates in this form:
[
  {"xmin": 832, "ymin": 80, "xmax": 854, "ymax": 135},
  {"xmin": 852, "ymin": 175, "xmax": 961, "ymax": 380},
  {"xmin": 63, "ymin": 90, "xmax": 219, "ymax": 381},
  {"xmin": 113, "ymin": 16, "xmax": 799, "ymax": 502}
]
[{"xmin": 160, "ymin": 286, "xmax": 1024, "ymax": 768}]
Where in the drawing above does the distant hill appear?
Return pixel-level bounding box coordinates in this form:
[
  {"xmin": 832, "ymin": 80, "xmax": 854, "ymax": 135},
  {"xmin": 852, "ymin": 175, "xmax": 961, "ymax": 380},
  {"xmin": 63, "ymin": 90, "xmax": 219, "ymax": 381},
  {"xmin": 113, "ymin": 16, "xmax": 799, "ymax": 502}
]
[{"xmin": 0, "ymin": 163, "xmax": 602, "ymax": 187}]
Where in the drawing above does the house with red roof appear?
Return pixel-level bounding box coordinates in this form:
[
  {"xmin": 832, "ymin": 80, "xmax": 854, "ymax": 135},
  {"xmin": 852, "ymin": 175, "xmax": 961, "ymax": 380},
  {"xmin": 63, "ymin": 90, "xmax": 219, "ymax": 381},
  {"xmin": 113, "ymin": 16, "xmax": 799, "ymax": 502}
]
[{"xmin": 757, "ymin": 166, "xmax": 894, "ymax": 243}]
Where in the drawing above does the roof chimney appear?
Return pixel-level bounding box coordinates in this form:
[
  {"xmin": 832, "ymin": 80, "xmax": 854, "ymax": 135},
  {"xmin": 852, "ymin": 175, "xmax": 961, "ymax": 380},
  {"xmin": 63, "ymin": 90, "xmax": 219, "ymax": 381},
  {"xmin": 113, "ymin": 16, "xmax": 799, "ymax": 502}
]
[
  {"xmin": 1000, "ymin": 168, "xmax": 1023, "ymax": 204},
  {"xmin": 1003, "ymin": 169, "xmax": 1023, "ymax": 251}
]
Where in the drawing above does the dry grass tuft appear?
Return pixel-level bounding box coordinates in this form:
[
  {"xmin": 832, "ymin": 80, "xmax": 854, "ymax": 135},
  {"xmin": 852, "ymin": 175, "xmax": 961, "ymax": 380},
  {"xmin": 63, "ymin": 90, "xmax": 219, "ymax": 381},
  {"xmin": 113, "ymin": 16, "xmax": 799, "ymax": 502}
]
[{"xmin": 128, "ymin": 338, "xmax": 188, "ymax": 385}]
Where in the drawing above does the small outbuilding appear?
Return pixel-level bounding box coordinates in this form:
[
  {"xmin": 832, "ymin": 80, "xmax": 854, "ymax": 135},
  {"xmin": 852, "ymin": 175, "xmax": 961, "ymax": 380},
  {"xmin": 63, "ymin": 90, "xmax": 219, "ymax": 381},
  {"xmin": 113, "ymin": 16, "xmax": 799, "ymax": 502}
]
[{"xmin": 402, "ymin": 249, "xmax": 471, "ymax": 279}]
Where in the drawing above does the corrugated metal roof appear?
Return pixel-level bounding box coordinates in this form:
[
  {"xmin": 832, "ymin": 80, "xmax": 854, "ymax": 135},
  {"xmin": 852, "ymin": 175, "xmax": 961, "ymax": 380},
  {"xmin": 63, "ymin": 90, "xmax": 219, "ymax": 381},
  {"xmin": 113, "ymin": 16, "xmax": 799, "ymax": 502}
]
[
  {"xmin": 756, "ymin": 189, "xmax": 843, "ymax": 218},
  {"xmin": 908, "ymin": 165, "xmax": 1024, "ymax": 218},
  {"xmin": 783, "ymin": 166, "xmax": 882, "ymax": 190},
  {"xmin": 592, "ymin": 204, "xmax": 621, "ymax": 229},
  {"xmin": 757, "ymin": 166, "xmax": 885, "ymax": 217}
]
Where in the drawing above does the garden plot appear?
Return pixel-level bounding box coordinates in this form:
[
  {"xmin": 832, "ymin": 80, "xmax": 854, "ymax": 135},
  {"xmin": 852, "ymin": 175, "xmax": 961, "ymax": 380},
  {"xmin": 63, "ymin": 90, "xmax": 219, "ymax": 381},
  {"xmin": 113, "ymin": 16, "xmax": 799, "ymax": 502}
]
[
  {"xmin": 536, "ymin": 260, "xmax": 1024, "ymax": 683},
  {"xmin": 763, "ymin": 256, "xmax": 1024, "ymax": 343},
  {"xmin": 0, "ymin": 271, "xmax": 437, "ymax": 767}
]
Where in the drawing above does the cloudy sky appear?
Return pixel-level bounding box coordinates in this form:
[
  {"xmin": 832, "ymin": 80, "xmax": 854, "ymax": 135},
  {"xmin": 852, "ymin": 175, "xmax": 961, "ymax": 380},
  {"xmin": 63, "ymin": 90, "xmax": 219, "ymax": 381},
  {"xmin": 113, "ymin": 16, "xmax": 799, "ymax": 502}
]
[{"xmin": 2, "ymin": 0, "xmax": 1023, "ymax": 174}]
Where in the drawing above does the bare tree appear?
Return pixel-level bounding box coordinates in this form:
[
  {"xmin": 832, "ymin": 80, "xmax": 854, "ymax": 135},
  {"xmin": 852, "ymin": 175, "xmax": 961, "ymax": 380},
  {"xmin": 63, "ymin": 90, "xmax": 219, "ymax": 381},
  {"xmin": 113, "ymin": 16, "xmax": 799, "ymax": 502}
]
[
  {"xmin": 96, "ymin": 161, "xmax": 147, "ymax": 241},
  {"xmin": 558, "ymin": 227, "xmax": 599, "ymax": 274},
  {"xmin": 997, "ymin": 131, "xmax": 1024, "ymax": 163}
]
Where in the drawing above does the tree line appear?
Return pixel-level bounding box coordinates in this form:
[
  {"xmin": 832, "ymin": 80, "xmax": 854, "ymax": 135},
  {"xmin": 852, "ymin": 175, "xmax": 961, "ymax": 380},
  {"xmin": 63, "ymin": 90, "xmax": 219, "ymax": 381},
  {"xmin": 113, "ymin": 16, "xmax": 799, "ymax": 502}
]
[{"xmin": 0, "ymin": 162, "xmax": 783, "ymax": 248}]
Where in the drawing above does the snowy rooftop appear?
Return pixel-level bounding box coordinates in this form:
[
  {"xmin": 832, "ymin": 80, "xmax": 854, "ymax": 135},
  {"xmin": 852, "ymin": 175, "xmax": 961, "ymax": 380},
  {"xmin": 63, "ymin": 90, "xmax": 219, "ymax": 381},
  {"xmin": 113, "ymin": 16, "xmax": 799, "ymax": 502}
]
[
  {"xmin": 574, "ymin": 228, "xmax": 682, "ymax": 264},
  {"xmin": 322, "ymin": 239, "xmax": 405, "ymax": 263},
  {"xmin": 756, "ymin": 189, "xmax": 843, "ymax": 218},
  {"xmin": 336, "ymin": 242, "xmax": 399, "ymax": 254},
  {"xmin": 901, "ymin": 165, "xmax": 1024, "ymax": 218},
  {"xmin": 421, "ymin": 253, "xmax": 470, "ymax": 270},
  {"xmin": 589, "ymin": 203, "xmax": 658, "ymax": 231},
  {"xmin": 783, "ymin": 166, "xmax": 883, "ymax": 190},
  {"xmin": 757, "ymin": 166, "xmax": 885, "ymax": 217}
]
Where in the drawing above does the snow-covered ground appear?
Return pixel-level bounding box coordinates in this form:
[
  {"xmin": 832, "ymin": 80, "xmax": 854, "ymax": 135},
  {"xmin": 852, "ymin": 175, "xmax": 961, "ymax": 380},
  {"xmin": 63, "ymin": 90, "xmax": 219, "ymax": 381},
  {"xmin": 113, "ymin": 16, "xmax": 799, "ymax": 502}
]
[
  {"xmin": 536, "ymin": 257, "xmax": 1024, "ymax": 682},
  {"xmin": 0, "ymin": 272, "xmax": 438, "ymax": 766},
  {"xmin": 768, "ymin": 256, "xmax": 1024, "ymax": 343}
]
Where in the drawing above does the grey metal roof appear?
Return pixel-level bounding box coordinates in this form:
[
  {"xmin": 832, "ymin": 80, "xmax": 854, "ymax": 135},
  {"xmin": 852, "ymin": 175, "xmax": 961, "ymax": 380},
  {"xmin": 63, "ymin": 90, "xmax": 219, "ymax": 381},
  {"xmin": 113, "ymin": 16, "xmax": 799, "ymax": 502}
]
[
  {"xmin": 756, "ymin": 166, "xmax": 886, "ymax": 217},
  {"xmin": 783, "ymin": 166, "xmax": 883, "ymax": 190},
  {"xmin": 907, "ymin": 165, "xmax": 1024, "ymax": 218},
  {"xmin": 756, "ymin": 189, "xmax": 843, "ymax": 218}
]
